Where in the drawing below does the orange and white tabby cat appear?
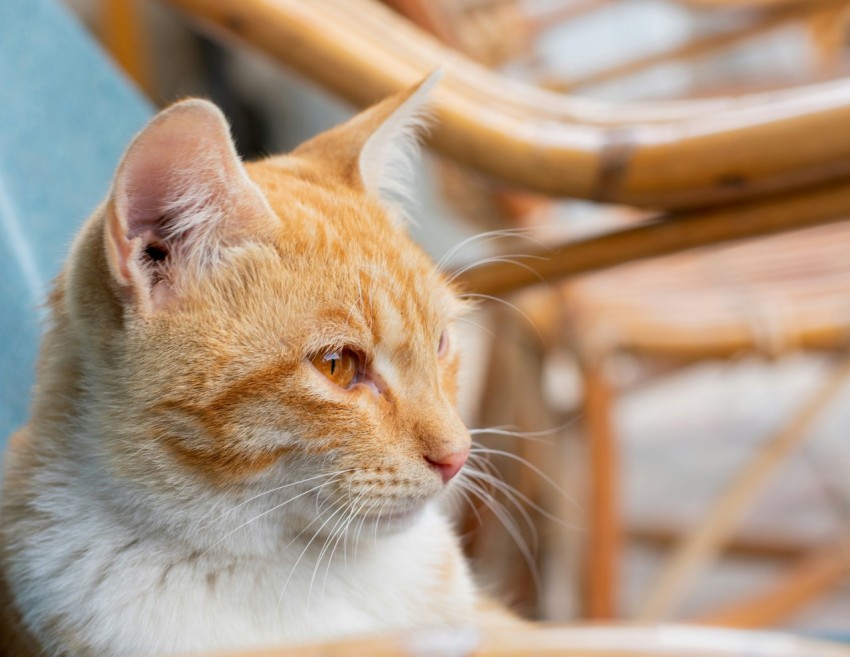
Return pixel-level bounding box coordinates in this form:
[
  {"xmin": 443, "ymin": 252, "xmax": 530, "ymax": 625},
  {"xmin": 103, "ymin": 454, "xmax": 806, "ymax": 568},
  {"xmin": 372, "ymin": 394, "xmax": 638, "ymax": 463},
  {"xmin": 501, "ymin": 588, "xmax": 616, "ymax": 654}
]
[{"xmin": 0, "ymin": 74, "xmax": 507, "ymax": 656}]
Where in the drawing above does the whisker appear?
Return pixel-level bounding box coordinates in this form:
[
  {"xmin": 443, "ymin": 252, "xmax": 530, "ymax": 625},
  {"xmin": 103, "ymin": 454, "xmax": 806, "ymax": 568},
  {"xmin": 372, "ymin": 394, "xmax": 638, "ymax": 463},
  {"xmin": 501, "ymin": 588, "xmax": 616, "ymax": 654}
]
[
  {"xmin": 277, "ymin": 501, "xmax": 349, "ymax": 612},
  {"xmin": 353, "ymin": 497, "xmax": 381, "ymax": 566},
  {"xmin": 454, "ymin": 316, "xmax": 496, "ymax": 339},
  {"xmin": 462, "ymin": 467, "xmax": 538, "ymax": 550},
  {"xmin": 470, "ymin": 421, "xmax": 578, "ymax": 441},
  {"xmin": 311, "ymin": 482, "xmax": 378, "ymax": 605},
  {"xmin": 466, "ymin": 452, "xmax": 501, "ymax": 482},
  {"xmin": 464, "ymin": 467, "xmax": 581, "ymax": 531},
  {"xmin": 321, "ymin": 485, "xmax": 376, "ymax": 600},
  {"xmin": 341, "ymin": 485, "xmax": 376, "ymax": 569},
  {"xmin": 470, "ymin": 444, "xmax": 578, "ymax": 510},
  {"xmin": 446, "ymin": 255, "xmax": 548, "ymax": 288},
  {"xmin": 437, "ymin": 228, "xmax": 546, "ymax": 272},
  {"xmin": 206, "ymin": 470, "xmax": 354, "ymax": 524},
  {"xmin": 202, "ymin": 476, "xmax": 344, "ymax": 556},
  {"xmin": 308, "ymin": 498, "xmax": 356, "ymax": 610},
  {"xmin": 459, "ymin": 478, "xmax": 541, "ymax": 594},
  {"xmin": 453, "ymin": 485, "xmax": 483, "ymax": 526},
  {"xmin": 469, "ymin": 418, "xmax": 575, "ymax": 438},
  {"xmin": 372, "ymin": 496, "xmax": 393, "ymax": 550}
]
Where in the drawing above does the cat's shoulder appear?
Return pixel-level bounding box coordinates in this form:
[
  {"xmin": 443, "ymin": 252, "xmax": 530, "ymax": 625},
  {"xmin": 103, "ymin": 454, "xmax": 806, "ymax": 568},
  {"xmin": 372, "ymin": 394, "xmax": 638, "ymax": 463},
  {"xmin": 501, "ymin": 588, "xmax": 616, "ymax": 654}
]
[
  {"xmin": 0, "ymin": 561, "xmax": 45, "ymax": 657},
  {"xmin": 1, "ymin": 427, "xmax": 46, "ymax": 656}
]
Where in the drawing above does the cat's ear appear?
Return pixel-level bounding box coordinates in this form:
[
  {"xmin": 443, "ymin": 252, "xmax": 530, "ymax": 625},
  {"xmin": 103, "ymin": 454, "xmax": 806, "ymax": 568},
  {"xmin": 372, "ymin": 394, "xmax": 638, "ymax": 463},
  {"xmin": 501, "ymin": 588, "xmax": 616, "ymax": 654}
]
[
  {"xmin": 104, "ymin": 99, "xmax": 272, "ymax": 311},
  {"xmin": 357, "ymin": 70, "xmax": 442, "ymax": 211},
  {"xmin": 293, "ymin": 70, "xmax": 442, "ymax": 218}
]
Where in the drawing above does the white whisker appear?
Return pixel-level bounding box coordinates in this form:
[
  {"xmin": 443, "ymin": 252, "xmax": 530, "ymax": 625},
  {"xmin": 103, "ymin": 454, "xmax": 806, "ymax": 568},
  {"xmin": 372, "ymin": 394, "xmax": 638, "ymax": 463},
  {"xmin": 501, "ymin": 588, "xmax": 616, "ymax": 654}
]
[
  {"xmin": 201, "ymin": 476, "xmax": 344, "ymax": 556},
  {"xmin": 469, "ymin": 421, "xmax": 578, "ymax": 444},
  {"xmin": 446, "ymin": 255, "xmax": 548, "ymax": 288},
  {"xmin": 462, "ymin": 466, "xmax": 538, "ymax": 550},
  {"xmin": 456, "ymin": 292, "xmax": 546, "ymax": 345},
  {"xmin": 454, "ymin": 316, "xmax": 496, "ymax": 338},
  {"xmin": 207, "ymin": 470, "xmax": 353, "ymax": 525},
  {"xmin": 437, "ymin": 228, "xmax": 548, "ymax": 272},
  {"xmin": 277, "ymin": 502, "xmax": 349, "ymax": 613},
  {"xmin": 464, "ymin": 467, "xmax": 580, "ymax": 531},
  {"xmin": 470, "ymin": 444, "xmax": 578, "ymax": 510},
  {"xmin": 459, "ymin": 477, "xmax": 541, "ymax": 594}
]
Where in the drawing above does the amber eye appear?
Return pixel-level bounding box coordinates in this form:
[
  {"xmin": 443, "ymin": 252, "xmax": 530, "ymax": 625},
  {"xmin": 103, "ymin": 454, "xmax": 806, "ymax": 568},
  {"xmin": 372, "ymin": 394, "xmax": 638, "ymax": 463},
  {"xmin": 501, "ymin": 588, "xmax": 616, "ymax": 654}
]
[
  {"xmin": 437, "ymin": 329, "xmax": 449, "ymax": 357},
  {"xmin": 311, "ymin": 348, "xmax": 360, "ymax": 388}
]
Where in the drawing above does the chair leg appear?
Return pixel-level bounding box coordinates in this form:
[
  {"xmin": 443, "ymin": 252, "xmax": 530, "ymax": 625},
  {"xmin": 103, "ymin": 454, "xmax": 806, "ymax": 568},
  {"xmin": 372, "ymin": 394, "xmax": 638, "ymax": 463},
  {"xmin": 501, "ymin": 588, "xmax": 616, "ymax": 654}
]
[
  {"xmin": 101, "ymin": 0, "xmax": 155, "ymax": 97},
  {"xmin": 638, "ymin": 354, "xmax": 850, "ymax": 622},
  {"xmin": 581, "ymin": 360, "xmax": 620, "ymax": 619}
]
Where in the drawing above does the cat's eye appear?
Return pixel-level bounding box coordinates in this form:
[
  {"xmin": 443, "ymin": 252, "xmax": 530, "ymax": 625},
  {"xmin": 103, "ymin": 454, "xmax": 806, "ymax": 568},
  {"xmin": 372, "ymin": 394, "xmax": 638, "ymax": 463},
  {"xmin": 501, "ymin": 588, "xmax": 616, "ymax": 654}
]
[
  {"xmin": 437, "ymin": 329, "xmax": 449, "ymax": 357},
  {"xmin": 311, "ymin": 348, "xmax": 360, "ymax": 388}
]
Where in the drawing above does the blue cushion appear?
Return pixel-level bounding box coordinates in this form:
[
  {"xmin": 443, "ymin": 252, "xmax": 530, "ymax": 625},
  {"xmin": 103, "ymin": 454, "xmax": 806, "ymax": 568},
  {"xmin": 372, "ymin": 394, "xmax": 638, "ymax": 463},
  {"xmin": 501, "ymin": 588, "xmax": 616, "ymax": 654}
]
[
  {"xmin": 0, "ymin": 0, "xmax": 151, "ymax": 444},
  {"xmin": 820, "ymin": 633, "xmax": 850, "ymax": 644}
]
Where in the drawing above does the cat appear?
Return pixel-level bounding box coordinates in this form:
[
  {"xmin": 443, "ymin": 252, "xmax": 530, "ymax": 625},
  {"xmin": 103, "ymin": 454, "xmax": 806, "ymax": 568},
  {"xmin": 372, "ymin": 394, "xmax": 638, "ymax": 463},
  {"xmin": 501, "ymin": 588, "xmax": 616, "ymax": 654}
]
[{"xmin": 0, "ymin": 73, "xmax": 514, "ymax": 657}]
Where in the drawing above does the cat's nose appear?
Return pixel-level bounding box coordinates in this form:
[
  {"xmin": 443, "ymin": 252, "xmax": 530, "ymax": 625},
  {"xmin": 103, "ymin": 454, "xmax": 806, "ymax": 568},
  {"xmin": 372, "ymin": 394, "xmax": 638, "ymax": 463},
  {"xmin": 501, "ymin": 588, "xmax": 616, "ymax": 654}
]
[{"xmin": 424, "ymin": 449, "xmax": 469, "ymax": 483}]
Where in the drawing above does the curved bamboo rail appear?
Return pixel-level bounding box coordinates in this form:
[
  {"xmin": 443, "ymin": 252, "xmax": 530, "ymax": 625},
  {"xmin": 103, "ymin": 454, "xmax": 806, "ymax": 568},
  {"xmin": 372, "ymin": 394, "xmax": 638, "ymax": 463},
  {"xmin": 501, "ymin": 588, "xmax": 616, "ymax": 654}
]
[{"xmin": 164, "ymin": 0, "xmax": 850, "ymax": 209}]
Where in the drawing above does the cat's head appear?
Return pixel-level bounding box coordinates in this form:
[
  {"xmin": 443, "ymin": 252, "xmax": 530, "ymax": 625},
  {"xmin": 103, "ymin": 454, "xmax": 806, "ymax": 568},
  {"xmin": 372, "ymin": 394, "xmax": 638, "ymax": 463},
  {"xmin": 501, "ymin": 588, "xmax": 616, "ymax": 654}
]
[{"xmin": 66, "ymin": 73, "xmax": 471, "ymax": 545}]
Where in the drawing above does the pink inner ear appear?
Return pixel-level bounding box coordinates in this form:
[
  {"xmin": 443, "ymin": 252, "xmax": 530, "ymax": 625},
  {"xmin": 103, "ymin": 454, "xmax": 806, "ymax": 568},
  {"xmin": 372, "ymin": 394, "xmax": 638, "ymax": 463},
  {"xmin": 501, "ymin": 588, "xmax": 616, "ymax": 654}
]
[
  {"xmin": 123, "ymin": 167, "xmax": 173, "ymax": 241},
  {"xmin": 119, "ymin": 121, "xmax": 214, "ymax": 242},
  {"xmin": 107, "ymin": 100, "xmax": 273, "ymax": 310},
  {"xmin": 108, "ymin": 103, "xmax": 239, "ymax": 307}
]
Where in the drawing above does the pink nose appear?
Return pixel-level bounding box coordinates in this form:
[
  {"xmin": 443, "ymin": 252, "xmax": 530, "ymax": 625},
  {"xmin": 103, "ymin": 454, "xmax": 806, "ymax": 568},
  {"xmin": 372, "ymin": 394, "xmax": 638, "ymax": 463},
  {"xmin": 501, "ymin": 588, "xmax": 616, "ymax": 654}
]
[{"xmin": 425, "ymin": 449, "xmax": 469, "ymax": 483}]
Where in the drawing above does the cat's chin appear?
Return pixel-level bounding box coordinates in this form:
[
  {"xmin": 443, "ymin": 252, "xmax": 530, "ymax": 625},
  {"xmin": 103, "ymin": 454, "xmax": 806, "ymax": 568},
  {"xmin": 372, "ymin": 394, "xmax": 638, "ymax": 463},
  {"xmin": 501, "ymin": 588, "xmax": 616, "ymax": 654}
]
[{"xmin": 360, "ymin": 504, "xmax": 426, "ymax": 535}]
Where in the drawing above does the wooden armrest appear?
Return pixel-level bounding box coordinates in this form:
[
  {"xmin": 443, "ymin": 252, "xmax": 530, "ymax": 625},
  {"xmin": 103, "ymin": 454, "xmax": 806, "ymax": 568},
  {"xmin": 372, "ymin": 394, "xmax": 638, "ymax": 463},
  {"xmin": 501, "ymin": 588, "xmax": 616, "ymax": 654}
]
[
  {"xmin": 192, "ymin": 625, "xmax": 850, "ymax": 657},
  {"xmin": 163, "ymin": 0, "xmax": 850, "ymax": 209}
]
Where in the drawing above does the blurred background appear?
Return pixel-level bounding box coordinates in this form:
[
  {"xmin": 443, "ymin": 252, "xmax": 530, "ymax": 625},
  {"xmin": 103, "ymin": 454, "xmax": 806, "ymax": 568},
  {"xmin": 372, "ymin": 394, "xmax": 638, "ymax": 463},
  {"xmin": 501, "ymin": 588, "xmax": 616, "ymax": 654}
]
[{"xmin": 8, "ymin": 0, "xmax": 850, "ymax": 641}]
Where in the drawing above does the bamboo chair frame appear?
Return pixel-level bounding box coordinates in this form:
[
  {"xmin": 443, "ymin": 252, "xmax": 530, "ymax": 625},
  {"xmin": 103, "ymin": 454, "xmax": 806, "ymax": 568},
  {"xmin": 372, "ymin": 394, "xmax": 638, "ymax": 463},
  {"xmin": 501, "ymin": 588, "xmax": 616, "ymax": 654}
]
[
  {"xmin": 638, "ymin": 353, "xmax": 850, "ymax": 622},
  {"xmin": 102, "ymin": 0, "xmax": 154, "ymax": 96},
  {"xmin": 698, "ymin": 534, "xmax": 850, "ymax": 628}
]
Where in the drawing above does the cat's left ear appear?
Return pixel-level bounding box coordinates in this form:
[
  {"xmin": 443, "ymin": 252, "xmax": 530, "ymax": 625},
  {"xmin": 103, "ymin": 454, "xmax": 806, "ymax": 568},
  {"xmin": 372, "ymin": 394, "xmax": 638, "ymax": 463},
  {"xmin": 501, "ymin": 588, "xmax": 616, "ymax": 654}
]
[
  {"xmin": 294, "ymin": 70, "xmax": 443, "ymax": 219},
  {"xmin": 105, "ymin": 99, "xmax": 273, "ymax": 311}
]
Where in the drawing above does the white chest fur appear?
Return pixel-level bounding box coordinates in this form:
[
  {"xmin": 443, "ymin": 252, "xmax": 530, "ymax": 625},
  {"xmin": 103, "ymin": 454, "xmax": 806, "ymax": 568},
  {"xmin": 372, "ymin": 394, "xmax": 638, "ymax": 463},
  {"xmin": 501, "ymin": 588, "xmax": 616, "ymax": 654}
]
[{"xmin": 10, "ymin": 493, "xmax": 476, "ymax": 657}]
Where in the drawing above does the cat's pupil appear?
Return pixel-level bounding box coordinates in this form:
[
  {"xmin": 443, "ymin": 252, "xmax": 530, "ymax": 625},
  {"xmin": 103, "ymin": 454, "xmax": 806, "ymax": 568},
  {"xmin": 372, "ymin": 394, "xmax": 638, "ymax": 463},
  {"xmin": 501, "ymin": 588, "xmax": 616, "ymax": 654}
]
[{"xmin": 311, "ymin": 349, "xmax": 359, "ymax": 388}]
